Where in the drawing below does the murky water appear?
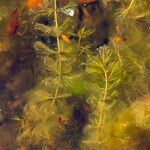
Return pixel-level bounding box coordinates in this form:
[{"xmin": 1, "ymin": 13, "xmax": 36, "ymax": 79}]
[{"xmin": 0, "ymin": 0, "xmax": 150, "ymax": 150}]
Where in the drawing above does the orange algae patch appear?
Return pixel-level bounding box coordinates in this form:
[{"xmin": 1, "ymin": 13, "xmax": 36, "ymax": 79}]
[
  {"xmin": 114, "ymin": 37, "xmax": 127, "ymax": 43},
  {"xmin": 27, "ymin": 0, "xmax": 43, "ymax": 10}
]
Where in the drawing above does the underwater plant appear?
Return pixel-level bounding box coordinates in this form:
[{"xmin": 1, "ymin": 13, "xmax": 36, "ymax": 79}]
[
  {"xmin": 80, "ymin": 47, "xmax": 123, "ymax": 149},
  {"xmin": 17, "ymin": 0, "xmax": 93, "ymax": 149},
  {"xmin": 15, "ymin": 0, "xmax": 150, "ymax": 149},
  {"xmin": 80, "ymin": 0, "xmax": 150, "ymax": 149}
]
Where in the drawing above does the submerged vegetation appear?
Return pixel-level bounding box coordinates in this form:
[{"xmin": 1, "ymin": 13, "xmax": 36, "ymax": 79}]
[{"xmin": 0, "ymin": 0, "xmax": 150, "ymax": 149}]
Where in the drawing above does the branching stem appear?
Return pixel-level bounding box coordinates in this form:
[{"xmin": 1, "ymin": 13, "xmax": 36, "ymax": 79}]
[
  {"xmin": 98, "ymin": 63, "xmax": 108, "ymax": 144},
  {"xmin": 121, "ymin": 0, "xmax": 135, "ymax": 17}
]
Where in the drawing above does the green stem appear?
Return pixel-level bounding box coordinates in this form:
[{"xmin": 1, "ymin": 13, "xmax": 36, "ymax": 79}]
[
  {"xmin": 98, "ymin": 64, "xmax": 108, "ymax": 144},
  {"xmin": 121, "ymin": 0, "xmax": 135, "ymax": 17},
  {"xmin": 113, "ymin": 41, "xmax": 122, "ymax": 66},
  {"xmin": 53, "ymin": 0, "xmax": 62, "ymax": 103},
  {"xmin": 78, "ymin": 35, "xmax": 82, "ymax": 47}
]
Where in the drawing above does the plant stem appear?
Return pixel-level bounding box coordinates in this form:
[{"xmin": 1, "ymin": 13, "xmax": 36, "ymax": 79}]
[
  {"xmin": 53, "ymin": 0, "xmax": 62, "ymax": 103},
  {"xmin": 78, "ymin": 35, "xmax": 81, "ymax": 47},
  {"xmin": 98, "ymin": 64, "xmax": 108, "ymax": 144},
  {"xmin": 113, "ymin": 41, "xmax": 122, "ymax": 66},
  {"xmin": 121, "ymin": 0, "xmax": 135, "ymax": 17}
]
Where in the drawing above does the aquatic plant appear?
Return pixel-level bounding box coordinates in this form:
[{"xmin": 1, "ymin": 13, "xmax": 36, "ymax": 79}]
[
  {"xmin": 18, "ymin": 0, "xmax": 76, "ymax": 146},
  {"xmin": 17, "ymin": 0, "xmax": 92, "ymax": 148},
  {"xmin": 80, "ymin": 47, "xmax": 123, "ymax": 149},
  {"xmin": 80, "ymin": 1, "xmax": 150, "ymax": 149},
  {"xmin": 16, "ymin": 0, "xmax": 150, "ymax": 149}
]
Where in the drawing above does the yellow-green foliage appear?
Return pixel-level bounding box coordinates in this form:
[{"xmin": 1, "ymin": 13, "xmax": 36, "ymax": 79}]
[
  {"xmin": 17, "ymin": 0, "xmax": 78, "ymax": 146},
  {"xmin": 108, "ymin": 98, "xmax": 150, "ymax": 150},
  {"xmin": 81, "ymin": 47, "xmax": 123, "ymax": 149},
  {"xmin": 113, "ymin": 0, "xmax": 150, "ymax": 101},
  {"xmin": 80, "ymin": 1, "xmax": 150, "ymax": 149},
  {"xmin": 17, "ymin": 0, "xmax": 92, "ymax": 147},
  {"xmin": 18, "ymin": 0, "xmax": 150, "ymax": 149}
]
